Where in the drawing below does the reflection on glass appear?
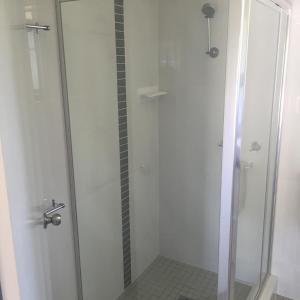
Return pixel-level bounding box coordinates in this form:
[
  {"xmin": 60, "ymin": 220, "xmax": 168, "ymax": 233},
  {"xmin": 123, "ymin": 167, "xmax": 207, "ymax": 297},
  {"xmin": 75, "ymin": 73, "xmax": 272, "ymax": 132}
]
[{"xmin": 27, "ymin": 31, "xmax": 40, "ymax": 93}]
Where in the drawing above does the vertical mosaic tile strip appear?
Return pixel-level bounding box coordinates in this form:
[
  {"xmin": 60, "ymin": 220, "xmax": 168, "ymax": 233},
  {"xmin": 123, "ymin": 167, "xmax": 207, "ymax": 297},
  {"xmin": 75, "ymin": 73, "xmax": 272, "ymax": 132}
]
[{"xmin": 114, "ymin": 0, "xmax": 132, "ymax": 288}]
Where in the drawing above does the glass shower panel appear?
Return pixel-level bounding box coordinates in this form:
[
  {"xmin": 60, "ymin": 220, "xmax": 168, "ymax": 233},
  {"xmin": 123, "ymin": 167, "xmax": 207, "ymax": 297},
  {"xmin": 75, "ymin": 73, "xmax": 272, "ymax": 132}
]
[
  {"xmin": 234, "ymin": 1, "xmax": 284, "ymax": 298},
  {"xmin": 58, "ymin": 0, "xmax": 230, "ymax": 299}
]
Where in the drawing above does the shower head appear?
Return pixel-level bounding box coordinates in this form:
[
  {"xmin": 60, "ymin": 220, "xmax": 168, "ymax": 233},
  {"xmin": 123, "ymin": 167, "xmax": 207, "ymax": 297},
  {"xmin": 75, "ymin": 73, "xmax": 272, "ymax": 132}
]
[{"xmin": 202, "ymin": 3, "xmax": 215, "ymax": 18}]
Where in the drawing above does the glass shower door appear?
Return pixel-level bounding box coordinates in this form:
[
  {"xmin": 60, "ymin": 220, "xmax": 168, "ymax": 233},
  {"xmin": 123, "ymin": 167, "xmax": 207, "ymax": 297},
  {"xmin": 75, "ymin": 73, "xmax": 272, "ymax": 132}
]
[
  {"xmin": 233, "ymin": 0, "xmax": 289, "ymax": 299},
  {"xmin": 57, "ymin": 0, "xmax": 230, "ymax": 299}
]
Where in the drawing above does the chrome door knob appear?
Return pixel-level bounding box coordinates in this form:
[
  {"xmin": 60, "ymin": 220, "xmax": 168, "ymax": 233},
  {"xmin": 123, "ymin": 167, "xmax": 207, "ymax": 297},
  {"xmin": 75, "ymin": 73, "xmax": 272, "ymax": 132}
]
[
  {"xmin": 51, "ymin": 214, "xmax": 62, "ymax": 226},
  {"xmin": 43, "ymin": 199, "xmax": 65, "ymax": 229},
  {"xmin": 43, "ymin": 213, "xmax": 62, "ymax": 228}
]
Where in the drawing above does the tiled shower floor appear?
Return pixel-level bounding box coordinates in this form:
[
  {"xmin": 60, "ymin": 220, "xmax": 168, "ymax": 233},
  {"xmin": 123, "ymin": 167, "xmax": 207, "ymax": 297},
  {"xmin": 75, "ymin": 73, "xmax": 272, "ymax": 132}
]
[{"xmin": 118, "ymin": 256, "xmax": 251, "ymax": 300}]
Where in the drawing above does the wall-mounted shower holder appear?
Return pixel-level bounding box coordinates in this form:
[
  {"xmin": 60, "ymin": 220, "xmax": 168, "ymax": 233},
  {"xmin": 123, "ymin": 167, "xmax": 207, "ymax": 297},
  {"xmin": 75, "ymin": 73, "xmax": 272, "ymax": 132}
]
[
  {"xmin": 26, "ymin": 23, "xmax": 50, "ymax": 33},
  {"xmin": 202, "ymin": 3, "xmax": 219, "ymax": 58}
]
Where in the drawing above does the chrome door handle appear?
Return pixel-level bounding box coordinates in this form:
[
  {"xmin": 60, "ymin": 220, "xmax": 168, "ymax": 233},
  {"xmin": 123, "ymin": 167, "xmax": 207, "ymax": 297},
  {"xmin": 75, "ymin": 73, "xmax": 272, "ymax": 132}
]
[{"xmin": 43, "ymin": 199, "xmax": 65, "ymax": 229}]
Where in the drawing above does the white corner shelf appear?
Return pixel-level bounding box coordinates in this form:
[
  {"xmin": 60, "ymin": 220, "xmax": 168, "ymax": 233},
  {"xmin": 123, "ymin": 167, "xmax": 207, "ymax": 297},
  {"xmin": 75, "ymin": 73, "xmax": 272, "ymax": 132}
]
[
  {"xmin": 141, "ymin": 91, "xmax": 168, "ymax": 99},
  {"xmin": 138, "ymin": 86, "xmax": 168, "ymax": 101}
]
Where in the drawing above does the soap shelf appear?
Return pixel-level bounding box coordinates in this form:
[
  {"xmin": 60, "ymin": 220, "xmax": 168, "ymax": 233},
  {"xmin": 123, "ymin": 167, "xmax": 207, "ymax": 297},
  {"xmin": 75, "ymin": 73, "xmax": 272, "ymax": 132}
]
[
  {"xmin": 138, "ymin": 86, "xmax": 168, "ymax": 100},
  {"xmin": 141, "ymin": 91, "xmax": 168, "ymax": 99}
]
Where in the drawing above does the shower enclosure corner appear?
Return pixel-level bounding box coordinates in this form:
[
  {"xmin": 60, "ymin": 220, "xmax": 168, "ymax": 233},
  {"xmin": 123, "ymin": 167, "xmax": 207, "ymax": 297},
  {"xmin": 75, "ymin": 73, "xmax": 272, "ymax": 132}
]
[{"xmin": 5, "ymin": 0, "xmax": 290, "ymax": 299}]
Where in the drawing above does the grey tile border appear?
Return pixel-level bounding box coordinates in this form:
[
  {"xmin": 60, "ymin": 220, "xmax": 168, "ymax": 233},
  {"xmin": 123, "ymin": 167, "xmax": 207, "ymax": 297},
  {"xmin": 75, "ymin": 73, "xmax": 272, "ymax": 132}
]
[{"xmin": 114, "ymin": 0, "xmax": 132, "ymax": 288}]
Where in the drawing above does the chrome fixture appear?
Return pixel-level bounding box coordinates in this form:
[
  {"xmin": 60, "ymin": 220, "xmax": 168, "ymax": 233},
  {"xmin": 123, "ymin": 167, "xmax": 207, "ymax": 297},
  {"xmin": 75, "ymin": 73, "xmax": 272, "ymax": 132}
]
[
  {"xmin": 202, "ymin": 3, "xmax": 219, "ymax": 58},
  {"xmin": 44, "ymin": 213, "xmax": 62, "ymax": 228},
  {"xmin": 26, "ymin": 23, "xmax": 50, "ymax": 33},
  {"xmin": 43, "ymin": 199, "xmax": 65, "ymax": 229}
]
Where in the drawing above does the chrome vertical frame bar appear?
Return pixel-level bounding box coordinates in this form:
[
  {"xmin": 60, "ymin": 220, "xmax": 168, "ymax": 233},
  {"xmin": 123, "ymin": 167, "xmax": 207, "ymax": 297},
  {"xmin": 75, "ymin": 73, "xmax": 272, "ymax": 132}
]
[
  {"xmin": 55, "ymin": 1, "xmax": 83, "ymax": 300},
  {"xmin": 248, "ymin": 1, "xmax": 284, "ymax": 292},
  {"xmin": 249, "ymin": 3, "xmax": 290, "ymax": 297},
  {"xmin": 217, "ymin": 0, "xmax": 251, "ymax": 299},
  {"xmin": 266, "ymin": 5, "xmax": 291, "ymax": 275}
]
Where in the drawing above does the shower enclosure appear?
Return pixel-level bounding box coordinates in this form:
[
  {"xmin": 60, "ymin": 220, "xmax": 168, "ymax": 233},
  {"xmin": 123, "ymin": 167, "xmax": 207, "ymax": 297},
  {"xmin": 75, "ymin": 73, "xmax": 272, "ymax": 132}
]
[{"xmin": 0, "ymin": 0, "xmax": 290, "ymax": 300}]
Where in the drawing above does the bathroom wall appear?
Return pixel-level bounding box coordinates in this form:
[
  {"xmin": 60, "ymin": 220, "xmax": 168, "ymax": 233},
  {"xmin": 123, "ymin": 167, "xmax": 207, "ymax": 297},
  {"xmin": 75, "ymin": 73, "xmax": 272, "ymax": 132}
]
[
  {"xmin": 60, "ymin": 0, "xmax": 124, "ymax": 298},
  {"xmin": 125, "ymin": 0, "xmax": 229, "ymax": 276},
  {"xmin": 158, "ymin": 0, "xmax": 228, "ymax": 272},
  {"xmin": 124, "ymin": 0, "xmax": 160, "ymax": 280},
  {"xmin": 272, "ymin": 3, "xmax": 300, "ymax": 299}
]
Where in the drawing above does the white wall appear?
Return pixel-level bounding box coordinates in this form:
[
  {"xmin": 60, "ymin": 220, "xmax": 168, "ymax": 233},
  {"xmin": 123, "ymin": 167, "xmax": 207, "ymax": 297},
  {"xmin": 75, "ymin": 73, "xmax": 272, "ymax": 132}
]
[
  {"xmin": 125, "ymin": 0, "xmax": 229, "ymax": 279},
  {"xmin": 272, "ymin": 3, "xmax": 300, "ymax": 299},
  {"xmin": 124, "ymin": 0, "xmax": 160, "ymax": 280},
  {"xmin": 60, "ymin": 0, "xmax": 124, "ymax": 299},
  {"xmin": 125, "ymin": 0, "xmax": 229, "ymax": 278},
  {"xmin": 158, "ymin": 0, "xmax": 228, "ymax": 272}
]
